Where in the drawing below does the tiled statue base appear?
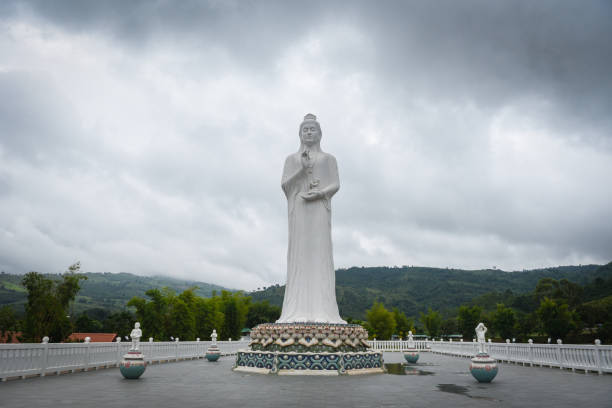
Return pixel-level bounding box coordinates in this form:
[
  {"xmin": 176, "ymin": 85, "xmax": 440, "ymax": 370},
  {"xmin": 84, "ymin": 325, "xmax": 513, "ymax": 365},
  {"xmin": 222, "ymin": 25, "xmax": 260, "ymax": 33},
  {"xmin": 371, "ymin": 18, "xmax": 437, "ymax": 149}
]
[
  {"xmin": 233, "ymin": 323, "xmax": 383, "ymax": 375},
  {"xmin": 119, "ymin": 351, "xmax": 147, "ymax": 379},
  {"xmin": 469, "ymin": 352, "xmax": 498, "ymax": 383},
  {"xmin": 233, "ymin": 350, "xmax": 384, "ymax": 375}
]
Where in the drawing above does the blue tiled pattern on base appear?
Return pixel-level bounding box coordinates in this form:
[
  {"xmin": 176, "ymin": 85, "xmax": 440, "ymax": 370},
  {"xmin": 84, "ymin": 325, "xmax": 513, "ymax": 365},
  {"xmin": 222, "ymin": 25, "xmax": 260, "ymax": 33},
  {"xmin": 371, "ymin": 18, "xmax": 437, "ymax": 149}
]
[
  {"xmin": 235, "ymin": 351, "xmax": 275, "ymax": 370},
  {"xmin": 234, "ymin": 350, "xmax": 383, "ymax": 375}
]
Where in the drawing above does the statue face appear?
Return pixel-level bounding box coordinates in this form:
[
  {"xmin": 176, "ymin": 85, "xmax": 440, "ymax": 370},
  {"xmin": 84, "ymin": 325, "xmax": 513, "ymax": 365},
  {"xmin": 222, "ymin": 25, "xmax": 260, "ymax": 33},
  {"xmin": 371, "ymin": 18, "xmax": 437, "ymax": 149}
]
[{"xmin": 300, "ymin": 123, "xmax": 321, "ymax": 147}]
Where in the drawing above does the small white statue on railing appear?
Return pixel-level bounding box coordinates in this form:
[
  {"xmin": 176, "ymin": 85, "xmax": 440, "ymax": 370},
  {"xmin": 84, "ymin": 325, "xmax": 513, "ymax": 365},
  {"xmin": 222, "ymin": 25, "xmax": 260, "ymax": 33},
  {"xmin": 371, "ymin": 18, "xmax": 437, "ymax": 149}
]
[
  {"xmin": 211, "ymin": 329, "xmax": 218, "ymax": 346},
  {"xmin": 475, "ymin": 322, "xmax": 487, "ymax": 354},
  {"xmin": 407, "ymin": 330, "xmax": 415, "ymax": 348},
  {"xmin": 130, "ymin": 322, "xmax": 142, "ymax": 351}
]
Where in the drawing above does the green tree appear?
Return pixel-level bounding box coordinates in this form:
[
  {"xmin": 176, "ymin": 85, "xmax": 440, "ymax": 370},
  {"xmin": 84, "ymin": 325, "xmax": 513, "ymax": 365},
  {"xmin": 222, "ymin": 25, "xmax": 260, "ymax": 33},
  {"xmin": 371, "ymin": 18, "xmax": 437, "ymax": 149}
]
[
  {"xmin": 75, "ymin": 313, "xmax": 102, "ymax": 332},
  {"xmin": 128, "ymin": 288, "xmax": 171, "ymax": 340},
  {"xmin": 515, "ymin": 312, "xmax": 538, "ymax": 341},
  {"xmin": 491, "ymin": 304, "xmax": 516, "ymax": 340},
  {"xmin": 102, "ymin": 311, "xmax": 135, "ymax": 339},
  {"xmin": 366, "ymin": 302, "xmax": 396, "ymax": 340},
  {"xmin": 246, "ymin": 300, "xmax": 281, "ymax": 328},
  {"xmin": 441, "ymin": 317, "xmax": 458, "ymax": 335},
  {"xmin": 420, "ymin": 308, "xmax": 442, "ymax": 338},
  {"xmin": 534, "ymin": 278, "xmax": 583, "ymax": 307},
  {"xmin": 0, "ymin": 306, "xmax": 18, "ymax": 342},
  {"xmin": 537, "ymin": 297, "xmax": 575, "ymax": 340},
  {"xmin": 219, "ymin": 291, "xmax": 250, "ymax": 340},
  {"xmin": 168, "ymin": 298, "xmax": 195, "ymax": 340},
  {"xmin": 391, "ymin": 308, "xmax": 413, "ymax": 338},
  {"xmin": 21, "ymin": 263, "xmax": 87, "ymax": 342},
  {"xmin": 457, "ymin": 305, "xmax": 482, "ymax": 339},
  {"xmin": 194, "ymin": 296, "xmax": 224, "ymax": 341},
  {"xmin": 577, "ymin": 296, "xmax": 612, "ymax": 333}
]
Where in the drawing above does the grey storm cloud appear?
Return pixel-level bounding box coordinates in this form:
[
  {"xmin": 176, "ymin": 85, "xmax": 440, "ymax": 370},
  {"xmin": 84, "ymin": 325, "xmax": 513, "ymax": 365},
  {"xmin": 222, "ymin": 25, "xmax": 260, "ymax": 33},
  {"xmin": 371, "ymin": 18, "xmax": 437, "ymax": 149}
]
[
  {"xmin": 0, "ymin": 0, "xmax": 610, "ymax": 289},
  {"xmin": 7, "ymin": 0, "xmax": 612, "ymax": 137}
]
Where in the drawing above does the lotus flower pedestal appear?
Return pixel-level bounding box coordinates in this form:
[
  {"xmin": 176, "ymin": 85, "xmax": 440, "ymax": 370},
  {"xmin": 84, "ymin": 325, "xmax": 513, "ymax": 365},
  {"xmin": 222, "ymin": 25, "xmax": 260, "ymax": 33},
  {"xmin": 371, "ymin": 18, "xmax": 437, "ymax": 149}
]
[{"xmin": 233, "ymin": 323, "xmax": 384, "ymax": 375}]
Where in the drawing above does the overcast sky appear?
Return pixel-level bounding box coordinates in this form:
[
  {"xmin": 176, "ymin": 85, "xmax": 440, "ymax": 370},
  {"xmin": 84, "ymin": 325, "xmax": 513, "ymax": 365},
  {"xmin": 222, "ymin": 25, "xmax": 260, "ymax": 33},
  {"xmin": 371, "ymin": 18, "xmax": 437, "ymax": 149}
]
[{"xmin": 0, "ymin": 1, "xmax": 611, "ymax": 290}]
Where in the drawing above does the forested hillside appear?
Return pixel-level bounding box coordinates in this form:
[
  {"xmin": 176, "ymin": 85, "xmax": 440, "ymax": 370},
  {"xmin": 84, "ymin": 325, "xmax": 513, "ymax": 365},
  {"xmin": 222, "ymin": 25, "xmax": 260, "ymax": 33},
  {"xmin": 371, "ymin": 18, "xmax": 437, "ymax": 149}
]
[
  {"xmin": 0, "ymin": 271, "xmax": 230, "ymax": 314},
  {"xmin": 2, "ymin": 263, "xmax": 611, "ymax": 343},
  {"xmin": 2, "ymin": 263, "xmax": 610, "ymax": 321},
  {"xmin": 251, "ymin": 264, "xmax": 610, "ymax": 320}
]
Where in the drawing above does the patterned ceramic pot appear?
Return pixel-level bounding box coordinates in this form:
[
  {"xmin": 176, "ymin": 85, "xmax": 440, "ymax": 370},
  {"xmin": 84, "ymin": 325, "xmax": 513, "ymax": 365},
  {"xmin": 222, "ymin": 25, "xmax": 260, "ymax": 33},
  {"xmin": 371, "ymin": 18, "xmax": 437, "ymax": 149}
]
[
  {"xmin": 206, "ymin": 345, "xmax": 221, "ymax": 362},
  {"xmin": 403, "ymin": 350, "xmax": 419, "ymax": 364},
  {"xmin": 120, "ymin": 352, "xmax": 146, "ymax": 379},
  {"xmin": 469, "ymin": 353, "xmax": 498, "ymax": 383}
]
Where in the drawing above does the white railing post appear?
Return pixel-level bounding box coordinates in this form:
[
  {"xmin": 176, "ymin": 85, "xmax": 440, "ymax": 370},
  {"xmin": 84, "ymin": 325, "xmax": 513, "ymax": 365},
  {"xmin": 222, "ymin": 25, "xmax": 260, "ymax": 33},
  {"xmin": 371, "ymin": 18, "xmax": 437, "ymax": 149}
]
[
  {"xmin": 506, "ymin": 339, "xmax": 510, "ymax": 361},
  {"xmin": 84, "ymin": 337, "xmax": 91, "ymax": 371},
  {"xmin": 528, "ymin": 339, "xmax": 533, "ymax": 366},
  {"xmin": 175, "ymin": 338, "xmax": 179, "ymax": 361},
  {"xmin": 594, "ymin": 339, "xmax": 602, "ymax": 375},
  {"xmin": 116, "ymin": 337, "xmax": 122, "ymax": 366},
  {"xmin": 40, "ymin": 336, "xmax": 49, "ymax": 377},
  {"xmin": 556, "ymin": 339, "xmax": 563, "ymax": 369}
]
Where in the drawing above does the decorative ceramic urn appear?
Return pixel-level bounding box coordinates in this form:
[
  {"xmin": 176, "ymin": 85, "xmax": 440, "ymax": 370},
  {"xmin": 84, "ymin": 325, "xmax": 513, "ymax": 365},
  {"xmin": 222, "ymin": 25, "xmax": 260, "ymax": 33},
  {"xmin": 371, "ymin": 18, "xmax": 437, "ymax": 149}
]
[
  {"xmin": 403, "ymin": 332, "xmax": 419, "ymax": 363},
  {"xmin": 469, "ymin": 352, "xmax": 498, "ymax": 382},
  {"xmin": 206, "ymin": 329, "xmax": 221, "ymax": 362},
  {"xmin": 120, "ymin": 351, "xmax": 147, "ymax": 379},
  {"xmin": 206, "ymin": 345, "xmax": 221, "ymax": 361},
  {"xmin": 469, "ymin": 322, "xmax": 498, "ymax": 382},
  {"xmin": 403, "ymin": 350, "xmax": 419, "ymax": 364}
]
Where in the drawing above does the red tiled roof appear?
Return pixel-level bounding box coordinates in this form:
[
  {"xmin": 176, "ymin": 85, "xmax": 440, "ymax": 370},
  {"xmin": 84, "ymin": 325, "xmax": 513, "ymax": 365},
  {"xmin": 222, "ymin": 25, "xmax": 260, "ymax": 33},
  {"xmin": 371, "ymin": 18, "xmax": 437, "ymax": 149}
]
[
  {"xmin": 68, "ymin": 333, "xmax": 117, "ymax": 342},
  {"xmin": 0, "ymin": 331, "xmax": 21, "ymax": 343}
]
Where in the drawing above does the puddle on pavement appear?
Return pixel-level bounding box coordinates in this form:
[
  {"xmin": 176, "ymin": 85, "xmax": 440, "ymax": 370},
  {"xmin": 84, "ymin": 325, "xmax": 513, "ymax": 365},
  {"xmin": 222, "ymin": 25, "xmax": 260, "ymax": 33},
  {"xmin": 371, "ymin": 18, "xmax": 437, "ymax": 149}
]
[
  {"xmin": 437, "ymin": 384, "xmax": 470, "ymax": 394},
  {"xmin": 436, "ymin": 384, "xmax": 498, "ymax": 401},
  {"xmin": 384, "ymin": 363, "xmax": 435, "ymax": 376}
]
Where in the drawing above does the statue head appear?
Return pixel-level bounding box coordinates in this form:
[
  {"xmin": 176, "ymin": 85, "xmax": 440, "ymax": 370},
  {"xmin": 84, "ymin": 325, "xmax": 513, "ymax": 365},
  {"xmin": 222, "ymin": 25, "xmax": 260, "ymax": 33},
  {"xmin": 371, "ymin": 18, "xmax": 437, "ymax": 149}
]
[
  {"xmin": 135, "ymin": 322, "xmax": 140, "ymax": 329},
  {"xmin": 299, "ymin": 113, "xmax": 322, "ymax": 148}
]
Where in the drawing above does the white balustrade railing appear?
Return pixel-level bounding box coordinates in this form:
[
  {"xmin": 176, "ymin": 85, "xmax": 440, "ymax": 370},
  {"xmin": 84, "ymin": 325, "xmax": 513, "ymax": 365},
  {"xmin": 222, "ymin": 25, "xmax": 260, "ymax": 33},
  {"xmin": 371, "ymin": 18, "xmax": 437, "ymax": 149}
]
[
  {"xmin": 369, "ymin": 340, "xmax": 430, "ymax": 351},
  {"xmin": 4, "ymin": 338, "xmax": 609, "ymax": 379},
  {"xmin": 429, "ymin": 340, "xmax": 612, "ymax": 374},
  {"xmin": 0, "ymin": 340, "xmax": 249, "ymax": 381}
]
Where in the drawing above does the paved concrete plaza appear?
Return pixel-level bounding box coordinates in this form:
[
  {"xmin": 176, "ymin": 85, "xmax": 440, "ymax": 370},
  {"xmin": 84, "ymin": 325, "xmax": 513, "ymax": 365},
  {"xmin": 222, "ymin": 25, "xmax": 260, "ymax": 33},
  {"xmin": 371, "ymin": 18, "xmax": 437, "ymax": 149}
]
[{"xmin": 1, "ymin": 352, "xmax": 610, "ymax": 407}]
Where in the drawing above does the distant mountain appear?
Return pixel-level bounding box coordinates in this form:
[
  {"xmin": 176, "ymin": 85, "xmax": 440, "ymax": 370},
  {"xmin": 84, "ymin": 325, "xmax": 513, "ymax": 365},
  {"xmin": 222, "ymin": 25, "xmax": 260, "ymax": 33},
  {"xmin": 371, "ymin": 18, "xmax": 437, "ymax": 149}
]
[
  {"xmin": 0, "ymin": 271, "xmax": 231, "ymax": 314},
  {"xmin": 3, "ymin": 263, "xmax": 610, "ymax": 320},
  {"xmin": 250, "ymin": 263, "xmax": 612, "ymax": 320}
]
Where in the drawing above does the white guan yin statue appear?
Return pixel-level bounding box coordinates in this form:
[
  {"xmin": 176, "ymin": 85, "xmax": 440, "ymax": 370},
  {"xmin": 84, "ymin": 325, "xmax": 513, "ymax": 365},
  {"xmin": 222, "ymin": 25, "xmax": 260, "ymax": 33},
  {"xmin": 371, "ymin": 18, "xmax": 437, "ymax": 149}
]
[{"xmin": 276, "ymin": 114, "xmax": 346, "ymax": 324}]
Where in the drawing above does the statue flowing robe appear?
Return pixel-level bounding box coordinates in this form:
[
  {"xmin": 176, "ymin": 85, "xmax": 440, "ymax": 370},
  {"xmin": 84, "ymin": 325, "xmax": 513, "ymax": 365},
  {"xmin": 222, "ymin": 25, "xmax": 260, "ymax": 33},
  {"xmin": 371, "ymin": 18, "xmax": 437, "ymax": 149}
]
[{"xmin": 276, "ymin": 149, "xmax": 346, "ymax": 324}]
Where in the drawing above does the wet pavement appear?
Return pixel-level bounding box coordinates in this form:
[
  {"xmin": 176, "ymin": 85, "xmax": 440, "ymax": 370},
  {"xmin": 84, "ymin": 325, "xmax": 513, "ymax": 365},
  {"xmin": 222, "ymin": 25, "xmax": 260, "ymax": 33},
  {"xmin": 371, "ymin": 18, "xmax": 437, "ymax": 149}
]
[{"xmin": 0, "ymin": 352, "xmax": 610, "ymax": 407}]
